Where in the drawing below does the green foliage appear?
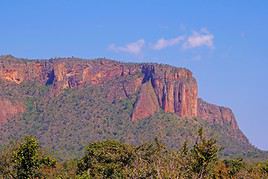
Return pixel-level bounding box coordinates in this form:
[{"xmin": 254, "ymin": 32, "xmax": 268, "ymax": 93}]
[
  {"xmin": 13, "ymin": 136, "xmax": 40, "ymax": 178},
  {"xmin": 1, "ymin": 131, "xmax": 268, "ymax": 178},
  {"xmin": 25, "ymin": 98, "xmax": 35, "ymax": 111},
  {"xmin": 0, "ymin": 80, "xmax": 266, "ymax": 161},
  {"xmin": 0, "ymin": 60, "xmax": 267, "ymax": 178},
  {"xmin": 224, "ymin": 158, "xmax": 245, "ymax": 177},
  {"xmin": 0, "ymin": 141, "xmax": 18, "ymax": 178},
  {"xmin": 258, "ymin": 160, "xmax": 268, "ymax": 174},
  {"xmin": 13, "ymin": 136, "xmax": 56, "ymax": 178},
  {"xmin": 76, "ymin": 140, "xmax": 135, "ymax": 178},
  {"xmin": 189, "ymin": 128, "xmax": 220, "ymax": 178},
  {"xmin": 129, "ymin": 138, "xmax": 167, "ymax": 178},
  {"xmin": 74, "ymin": 130, "xmax": 226, "ymax": 178}
]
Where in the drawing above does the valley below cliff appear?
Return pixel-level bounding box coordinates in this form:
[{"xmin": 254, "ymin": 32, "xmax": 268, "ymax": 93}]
[{"xmin": 0, "ymin": 55, "xmax": 266, "ymax": 160}]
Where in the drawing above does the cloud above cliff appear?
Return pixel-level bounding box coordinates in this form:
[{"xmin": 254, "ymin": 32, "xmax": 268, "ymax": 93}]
[
  {"xmin": 151, "ymin": 36, "xmax": 184, "ymax": 50},
  {"xmin": 108, "ymin": 28, "xmax": 214, "ymax": 55},
  {"xmin": 108, "ymin": 39, "xmax": 145, "ymax": 55},
  {"xmin": 183, "ymin": 29, "xmax": 214, "ymax": 49}
]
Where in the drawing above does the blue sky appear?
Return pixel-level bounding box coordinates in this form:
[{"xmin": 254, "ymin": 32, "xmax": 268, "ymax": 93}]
[{"xmin": 0, "ymin": 0, "xmax": 268, "ymax": 149}]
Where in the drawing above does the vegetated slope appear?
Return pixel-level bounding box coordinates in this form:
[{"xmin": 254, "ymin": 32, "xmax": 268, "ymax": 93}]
[
  {"xmin": 0, "ymin": 79, "xmax": 264, "ymax": 160},
  {"xmin": 0, "ymin": 55, "xmax": 266, "ymax": 160}
]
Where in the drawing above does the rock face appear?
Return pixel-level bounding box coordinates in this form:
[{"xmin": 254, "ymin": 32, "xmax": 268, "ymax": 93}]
[
  {"xmin": 129, "ymin": 64, "xmax": 198, "ymax": 120},
  {"xmin": 0, "ymin": 98, "xmax": 24, "ymax": 124},
  {"xmin": 197, "ymin": 98, "xmax": 249, "ymax": 143},
  {"xmin": 149, "ymin": 65, "xmax": 198, "ymax": 118},
  {"xmin": 0, "ymin": 56, "xmax": 199, "ymax": 120},
  {"xmin": 0, "ymin": 55, "xmax": 242, "ymax": 131},
  {"xmin": 0, "ymin": 55, "xmax": 54, "ymax": 84},
  {"xmin": 197, "ymin": 98, "xmax": 238, "ymax": 130},
  {"xmin": 131, "ymin": 81, "xmax": 160, "ymax": 121}
]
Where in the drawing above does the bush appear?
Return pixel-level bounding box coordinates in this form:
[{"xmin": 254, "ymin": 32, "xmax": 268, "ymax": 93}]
[
  {"xmin": 13, "ymin": 136, "xmax": 56, "ymax": 178},
  {"xmin": 76, "ymin": 140, "xmax": 135, "ymax": 178}
]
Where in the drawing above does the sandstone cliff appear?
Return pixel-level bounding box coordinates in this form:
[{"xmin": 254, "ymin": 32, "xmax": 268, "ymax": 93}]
[
  {"xmin": 0, "ymin": 55, "xmax": 198, "ymax": 120},
  {"xmin": 197, "ymin": 98, "xmax": 238, "ymax": 130},
  {"xmin": 0, "ymin": 55, "xmax": 243, "ymax": 134},
  {"xmin": 0, "ymin": 55, "xmax": 255, "ymax": 157},
  {"xmin": 131, "ymin": 81, "xmax": 159, "ymax": 120},
  {"xmin": 0, "ymin": 98, "xmax": 24, "ymax": 124}
]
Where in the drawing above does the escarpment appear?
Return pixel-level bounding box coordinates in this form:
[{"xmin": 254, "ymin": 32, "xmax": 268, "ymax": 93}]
[
  {"xmin": 0, "ymin": 55, "xmax": 255, "ymax": 158},
  {"xmin": 197, "ymin": 98, "xmax": 238, "ymax": 130},
  {"xmin": 131, "ymin": 81, "xmax": 160, "ymax": 121},
  {"xmin": 130, "ymin": 64, "xmax": 198, "ymax": 120},
  {"xmin": 0, "ymin": 55, "xmax": 243, "ymax": 133},
  {"xmin": 0, "ymin": 98, "xmax": 24, "ymax": 124}
]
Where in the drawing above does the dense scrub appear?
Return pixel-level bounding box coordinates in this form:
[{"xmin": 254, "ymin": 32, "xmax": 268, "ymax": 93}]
[{"xmin": 1, "ymin": 129, "xmax": 268, "ymax": 178}]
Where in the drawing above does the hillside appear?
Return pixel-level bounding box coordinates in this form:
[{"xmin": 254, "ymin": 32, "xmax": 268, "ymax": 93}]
[{"xmin": 0, "ymin": 55, "xmax": 265, "ymax": 160}]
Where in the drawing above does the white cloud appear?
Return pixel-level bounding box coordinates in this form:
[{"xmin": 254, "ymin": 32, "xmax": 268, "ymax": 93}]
[
  {"xmin": 183, "ymin": 29, "xmax": 214, "ymax": 49},
  {"xmin": 108, "ymin": 28, "xmax": 214, "ymax": 54},
  {"xmin": 152, "ymin": 36, "xmax": 184, "ymax": 50},
  {"xmin": 108, "ymin": 39, "xmax": 145, "ymax": 55}
]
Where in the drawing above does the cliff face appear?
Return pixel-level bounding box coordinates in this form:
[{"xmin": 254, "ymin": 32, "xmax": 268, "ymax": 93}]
[
  {"xmin": 197, "ymin": 98, "xmax": 238, "ymax": 130},
  {"xmin": 131, "ymin": 81, "xmax": 160, "ymax": 121},
  {"xmin": 0, "ymin": 56, "xmax": 52, "ymax": 84},
  {"xmin": 0, "ymin": 55, "xmax": 254, "ymax": 156},
  {"xmin": 0, "ymin": 56, "xmax": 199, "ymax": 120},
  {"xmin": 197, "ymin": 98, "xmax": 249, "ymax": 142},
  {"xmin": 0, "ymin": 55, "xmax": 242, "ymax": 132},
  {"xmin": 0, "ymin": 98, "xmax": 24, "ymax": 124},
  {"xmin": 131, "ymin": 64, "xmax": 198, "ymax": 120},
  {"xmin": 149, "ymin": 65, "xmax": 198, "ymax": 118}
]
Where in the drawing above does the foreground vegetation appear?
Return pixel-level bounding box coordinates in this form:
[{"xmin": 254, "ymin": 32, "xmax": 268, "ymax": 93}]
[{"xmin": 1, "ymin": 128, "xmax": 268, "ymax": 179}]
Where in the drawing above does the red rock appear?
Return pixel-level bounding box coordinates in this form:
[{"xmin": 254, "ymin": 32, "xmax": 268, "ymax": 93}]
[
  {"xmin": 0, "ymin": 57, "xmax": 198, "ymax": 120},
  {"xmin": 0, "ymin": 98, "xmax": 24, "ymax": 124},
  {"xmin": 0, "ymin": 55, "xmax": 244, "ymax": 133},
  {"xmin": 197, "ymin": 98, "xmax": 249, "ymax": 142},
  {"xmin": 150, "ymin": 65, "xmax": 198, "ymax": 118},
  {"xmin": 197, "ymin": 98, "xmax": 238, "ymax": 129},
  {"xmin": 131, "ymin": 81, "xmax": 159, "ymax": 121}
]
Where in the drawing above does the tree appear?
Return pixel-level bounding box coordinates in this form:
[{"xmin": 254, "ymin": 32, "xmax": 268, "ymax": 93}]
[
  {"xmin": 130, "ymin": 138, "xmax": 167, "ymax": 178},
  {"xmin": 13, "ymin": 136, "xmax": 56, "ymax": 178},
  {"xmin": 224, "ymin": 158, "xmax": 245, "ymax": 177},
  {"xmin": 259, "ymin": 161, "xmax": 268, "ymax": 175},
  {"xmin": 0, "ymin": 141, "xmax": 18, "ymax": 178},
  {"xmin": 189, "ymin": 128, "xmax": 220, "ymax": 178},
  {"xmin": 76, "ymin": 140, "xmax": 135, "ymax": 178},
  {"xmin": 177, "ymin": 141, "xmax": 192, "ymax": 178}
]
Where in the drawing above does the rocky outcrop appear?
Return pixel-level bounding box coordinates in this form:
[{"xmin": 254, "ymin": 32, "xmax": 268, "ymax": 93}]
[
  {"xmin": 0, "ymin": 56, "xmax": 54, "ymax": 84},
  {"xmin": 0, "ymin": 98, "xmax": 24, "ymax": 124},
  {"xmin": 0, "ymin": 56, "xmax": 199, "ymax": 119},
  {"xmin": 197, "ymin": 98, "xmax": 250, "ymax": 143},
  {"xmin": 0, "ymin": 55, "xmax": 243, "ymax": 130},
  {"xmin": 131, "ymin": 81, "xmax": 159, "ymax": 121},
  {"xmin": 130, "ymin": 64, "xmax": 198, "ymax": 120},
  {"xmin": 197, "ymin": 98, "xmax": 238, "ymax": 130},
  {"xmin": 150, "ymin": 65, "xmax": 198, "ymax": 118},
  {"xmin": 0, "ymin": 56, "xmax": 131, "ymax": 88},
  {"xmin": 0, "ymin": 55, "xmax": 255, "ymax": 156}
]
